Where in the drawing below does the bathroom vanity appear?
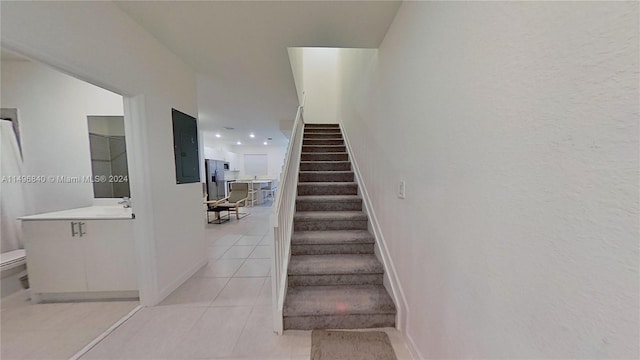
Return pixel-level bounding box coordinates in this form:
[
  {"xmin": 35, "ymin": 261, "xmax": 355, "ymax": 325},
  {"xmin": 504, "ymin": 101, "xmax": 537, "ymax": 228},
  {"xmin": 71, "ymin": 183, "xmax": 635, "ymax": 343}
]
[{"xmin": 19, "ymin": 206, "xmax": 138, "ymax": 303}]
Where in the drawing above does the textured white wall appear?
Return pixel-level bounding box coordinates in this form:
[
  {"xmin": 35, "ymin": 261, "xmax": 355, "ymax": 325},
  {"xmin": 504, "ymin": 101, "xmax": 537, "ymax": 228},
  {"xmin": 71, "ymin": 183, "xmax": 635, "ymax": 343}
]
[
  {"xmin": 288, "ymin": 47, "xmax": 305, "ymax": 105},
  {"xmin": 230, "ymin": 145, "xmax": 287, "ymax": 180},
  {"xmin": 1, "ymin": 1, "xmax": 205, "ymax": 305},
  {"xmin": 1, "ymin": 61, "xmax": 124, "ymax": 215},
  {"xmin": 301, "ymin": 48, "xmax": 340, "ymax": 124},
  {"xmin": 203, "ymin": 142, "xmax": 235, "ymax": 165},
  {"xmin": 338, "ymin": 1, "xmax": 639, "ymax": 358}
]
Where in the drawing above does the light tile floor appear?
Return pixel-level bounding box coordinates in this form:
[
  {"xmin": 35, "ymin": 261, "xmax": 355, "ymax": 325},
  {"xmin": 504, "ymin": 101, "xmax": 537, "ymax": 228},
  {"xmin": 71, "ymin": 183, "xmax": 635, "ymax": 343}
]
[
  {"xmin": 77, "ymin": 203, "xmax": 412, "ymax": 359},
  {"xmin": 0, "ymin": 289, "xmax": 138, "ymax": 360}
]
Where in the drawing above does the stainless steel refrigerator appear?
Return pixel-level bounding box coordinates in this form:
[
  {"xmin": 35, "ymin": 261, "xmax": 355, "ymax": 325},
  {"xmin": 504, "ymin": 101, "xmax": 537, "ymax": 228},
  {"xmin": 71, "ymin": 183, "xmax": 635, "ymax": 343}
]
[{"xmin": 205, "ymin": 159, "xmax": 229, "ymax": 201}]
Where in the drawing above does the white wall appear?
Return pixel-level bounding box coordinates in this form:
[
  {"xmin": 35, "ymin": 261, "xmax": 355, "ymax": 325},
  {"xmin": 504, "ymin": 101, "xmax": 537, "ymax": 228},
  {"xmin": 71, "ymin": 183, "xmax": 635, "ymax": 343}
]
[
  {"xmin": 1, "ymin": 1, "xmax": 206, "ymax": 305},
  {"xmin": 1, "ymin": 60, "xmax": 124, "ymax": 215},
  {"xmin": 230, "ymin": 145, "xmax": 286, "ymax": 180},
  {"xmin": 338, "ymin": 1, "xmax": 639, "ymax": 358},
  {"xmin": 288, "ymin": 47, "xmax": 305, "ymax": 105},
  {"xmin": 299, "ymin": 48, "xmax": 340, "ymax": 124},
  {"xmin": 203, "ymin": 142, "xmax": 237, "ymax": 168}
]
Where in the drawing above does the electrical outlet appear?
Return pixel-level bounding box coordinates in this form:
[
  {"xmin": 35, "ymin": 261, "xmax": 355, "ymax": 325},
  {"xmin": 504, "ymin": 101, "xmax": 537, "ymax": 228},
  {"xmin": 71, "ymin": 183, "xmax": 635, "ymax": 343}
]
[{"xmin": 398, "ymin": 180, "xmax": 406, "ymax": 199}]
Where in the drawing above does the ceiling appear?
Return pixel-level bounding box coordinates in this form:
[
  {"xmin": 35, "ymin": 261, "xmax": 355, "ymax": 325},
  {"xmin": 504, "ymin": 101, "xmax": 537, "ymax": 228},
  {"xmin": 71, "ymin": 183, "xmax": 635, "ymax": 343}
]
[{"xmin": 115, "ymin": 1, "xmax": 401, "ymax": 146}]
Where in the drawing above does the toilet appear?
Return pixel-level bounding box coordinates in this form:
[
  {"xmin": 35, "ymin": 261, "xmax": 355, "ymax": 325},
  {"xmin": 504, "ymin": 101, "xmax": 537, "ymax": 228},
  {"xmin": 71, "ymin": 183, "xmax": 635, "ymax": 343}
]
[{"xmin": 1, "ymin": 249, "xmax": 28, "ymax": 297}]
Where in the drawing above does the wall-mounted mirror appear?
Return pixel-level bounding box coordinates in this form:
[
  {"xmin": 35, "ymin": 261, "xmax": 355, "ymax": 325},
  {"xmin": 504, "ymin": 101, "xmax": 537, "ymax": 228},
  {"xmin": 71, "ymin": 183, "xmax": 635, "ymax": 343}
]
[{"xmin": 87, "ymin": 115, "xmax": 130, "ymax": 198}]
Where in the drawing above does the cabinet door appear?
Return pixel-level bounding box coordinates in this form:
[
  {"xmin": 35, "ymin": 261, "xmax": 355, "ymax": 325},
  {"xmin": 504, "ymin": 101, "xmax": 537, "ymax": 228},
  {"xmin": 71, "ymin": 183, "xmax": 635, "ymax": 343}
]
[
  {"xmin": 23, "ymin": 221, "xmax": 87, "ymax": 293},
  {"xmin": 82, "ymin": 220, "xmax": 138, "ymax": 291}
]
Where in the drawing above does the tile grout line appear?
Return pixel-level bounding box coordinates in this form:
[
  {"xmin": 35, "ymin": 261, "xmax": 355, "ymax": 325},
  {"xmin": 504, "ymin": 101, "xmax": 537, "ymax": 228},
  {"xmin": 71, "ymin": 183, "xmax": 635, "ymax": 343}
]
[
  {"xmin": 69, "ymin": 304, "xmax": 143, "ymax": 360},
  {"xmin": 206, "ymin": 276, "xmax": 233, "ymax": 307},
  {"xmin": 227, "ymin": 288, "xmax": 266, "ymax": 357}
]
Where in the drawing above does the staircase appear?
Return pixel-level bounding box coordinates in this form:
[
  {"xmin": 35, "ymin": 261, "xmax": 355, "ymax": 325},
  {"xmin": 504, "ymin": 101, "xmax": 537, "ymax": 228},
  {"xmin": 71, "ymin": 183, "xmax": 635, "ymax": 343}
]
[{"xmin": 283, "ymin": 123, "xmax": 396, "ymax": 330}]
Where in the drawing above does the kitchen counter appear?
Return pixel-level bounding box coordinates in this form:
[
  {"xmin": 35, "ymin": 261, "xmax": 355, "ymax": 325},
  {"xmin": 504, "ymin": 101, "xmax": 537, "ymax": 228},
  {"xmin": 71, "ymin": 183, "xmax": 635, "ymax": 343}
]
[{"xmin": 19, "ymin": 206, "xmax": 134, "ymax": 221}]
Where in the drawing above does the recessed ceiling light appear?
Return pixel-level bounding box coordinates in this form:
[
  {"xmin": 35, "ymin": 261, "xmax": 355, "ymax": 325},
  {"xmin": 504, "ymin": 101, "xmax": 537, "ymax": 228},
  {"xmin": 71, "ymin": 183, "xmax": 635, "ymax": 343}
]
[
  {"xmin": 215, "ymin": 133, "xmax": 221, "ymax": 138},
  {"xmin": 263, "ymin": 141, "xmax": 268, "ymax": 145},
  {"xmin": 236, "ymin": 141, "xmax": 242, "ymax": 145},
  {"xmin": 249, "ymin": 133, "xmax": 255, "ymax": 138}
]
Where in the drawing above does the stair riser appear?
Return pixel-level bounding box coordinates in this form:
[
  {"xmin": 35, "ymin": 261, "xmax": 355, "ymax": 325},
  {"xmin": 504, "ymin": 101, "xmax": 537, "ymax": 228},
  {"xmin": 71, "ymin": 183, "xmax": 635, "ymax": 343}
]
[
  {"xmin": 297, "ymin": 184, "xmax": 357, "ymax": 195},
  {"xmin": 304, "ymin": 133, "xmax": 343, "ymax": 139},
  {"xmin": 303, "ymin": 139, "xmax": 344, "ymax": 146},
  {"xmin": 284, "ymin": 314, "xmax": 395, "ymax": 330},
  {"xmin": 302, "ymin": 146, "xmax": 346, "ymax": 153},
  {"xmin": 291, "ymin": 243, "xmax": 374, "ymax": 255},
  {"xmin": 299, "ymin": 172, "xmax": 354, "ymax": 182},
  {"xmin": 296, "ymin": 200, "xmax": 362, "ymax": 212},
  {"xmin": 304, "ymin": 128, "xmax": 341, "ymax": 134},
  {"xmin": 288, "ymin": 274, "xmax": 383, "ymax": 287},
  {"xmin": 300, "ymin": 162, "xmax": 351, "ymax": 171},
  {"xmin": 301, "ymin": 153, "xmax": 348, "ymax": 161},
  {"xmin": 294, "ymin": 220, "xmax": 368, "ymax": 231}
]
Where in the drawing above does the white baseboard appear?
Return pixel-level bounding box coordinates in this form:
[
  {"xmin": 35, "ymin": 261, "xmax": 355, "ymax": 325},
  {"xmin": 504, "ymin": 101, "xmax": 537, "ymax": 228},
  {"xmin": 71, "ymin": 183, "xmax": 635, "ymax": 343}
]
[
  {"xmin": 33, "ymin": 291, "xmax": 138, "ymax": 303},
  {"xmin": 338, "ymin": 122, "xmax": 410, "ymax": 330},
  {"xmin": 156, "ymin": 257, "xmax": 208, "ymax": 304},
  {"xmin": 406, "ymin": 329, "xmax": 425, "ymax": 359}
]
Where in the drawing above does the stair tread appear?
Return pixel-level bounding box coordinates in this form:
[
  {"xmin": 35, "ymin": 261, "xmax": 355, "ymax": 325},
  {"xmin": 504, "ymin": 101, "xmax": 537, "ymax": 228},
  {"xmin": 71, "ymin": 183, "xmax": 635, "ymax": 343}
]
[
  {"xmin": 289, "ymin": 254, "xmax": 383, "ymax": 275},
  {"xmin": 296, "ymin": 195, "xmax": 361, "ymax": 202},
  {"xmin": 284, "ymin": 285, "xmax": 396, "ymax": 317},
  {"xmin": 299, "ymin": 171, "xmax": 353, "ymax": 174},
  {"xmin": 302, "ymin": 145, "xmax": 345, "ymax": 148},
  {"xmin": 292, "ymin": 230, "xmax": 374, "ymax": 245},
  {"xmin": 301, "ymin": 152, "xmax": 348, "ymax": 155},
  {"xmin": 298, "ymin": 182, "xmax": 356, "ymax": 186},
  {"xmin": 294, "ymin": 211, "xmax": 367, "ymax": 221},
  {"xmin": 302, "ymin": 137, "xmax": 343, "ymax": 140},
  {"xmin": 300, "ymin": 161, "xmax": 350, "ymax": 164},
  {"xmin": 304, "ymin": 134, "xmax": 342, "ymax": 138}
]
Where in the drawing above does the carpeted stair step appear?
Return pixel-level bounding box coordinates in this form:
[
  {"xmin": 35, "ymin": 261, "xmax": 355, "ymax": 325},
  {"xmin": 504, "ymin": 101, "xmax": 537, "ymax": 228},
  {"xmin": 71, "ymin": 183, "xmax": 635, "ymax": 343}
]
[
  {"xmin": 305, "ymin": 123, "xmax": 340, "ymax": 128},
  {"xmin": 303, "ymin": 139, "xmax": 344, "ymax": 146},
  {"xmin": 283, "ymin": 285, "xmax": 396, "ymax": 330},
  {"xmin": 296, "ymin": 195, "xmax": 362, "ymax": 211},
  {"xmin": 301, "ymin": 152, "xmax": 349, "ymax": 161},
  {"xmin": 304, "ymin": 128, "xmax": 341, "ymax": 134},
  {"xmin": 304, "ymin": 132, "xmax": 343, "ymax": 139},
  {"xmin": 300, "ymin": 161, "xmax": 351, "ymax": 171},
  {"xmin": 288, "ymin": 254, "xmax": 383, "ymax": 287},
  {"xmin": 291, "ymin": 230, "xmax": 374, "ymax": 255},
  {"xmin": 292, "ymin": 230, "xmax": 374, "ymax": 245},
  {"xmin": 283, "ymin": 122, "xmax": 396, "ymax": 330},
  {"xmin": 304, "ymin": 130, "xmax": 342, "ymax": 135},
  {"xmin": 302, "ymin": 145, "xmax": 346, "ymax": 153},
  {"xmin": 299, "ymin": 171, "xmax": 354, "ymax": 183},
  {"xmin": 294, "ymin": 211, "xmax": 368, "ymax": 231},
  {"xmin": 297, "ymin": 182, "xmax": 357, "ymax": 196}
]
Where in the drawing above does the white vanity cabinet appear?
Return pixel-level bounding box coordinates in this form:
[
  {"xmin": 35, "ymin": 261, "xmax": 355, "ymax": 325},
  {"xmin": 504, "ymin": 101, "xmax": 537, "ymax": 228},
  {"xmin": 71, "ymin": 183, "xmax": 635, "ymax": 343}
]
[
  {"xmin": 82, "ymin": 220, "xmax": 137, "ymax": 292},
  {"xmin": 23, "ymin": 220, "xmax": 87, "ymax": 293},
  {"xmin": 21, "ymin": 211, "xmax": 138, "ymax": 302}
]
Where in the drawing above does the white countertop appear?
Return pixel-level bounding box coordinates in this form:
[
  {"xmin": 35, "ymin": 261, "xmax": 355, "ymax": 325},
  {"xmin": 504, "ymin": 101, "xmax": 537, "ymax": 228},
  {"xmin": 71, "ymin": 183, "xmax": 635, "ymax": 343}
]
[
  {"xmin": 19, "ymin": 206, "xmax": 134, "ymax": 221},
  {"xmin": 234, "ymin": 179, "xmax": 275, "ymax": 184}
]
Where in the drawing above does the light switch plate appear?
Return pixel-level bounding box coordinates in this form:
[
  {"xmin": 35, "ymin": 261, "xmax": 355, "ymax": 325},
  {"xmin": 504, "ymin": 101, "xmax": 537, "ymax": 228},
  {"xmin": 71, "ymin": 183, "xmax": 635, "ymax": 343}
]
[{"xmin": 398, "ymin": 180, "xmax": 406, "ymax": 199}]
